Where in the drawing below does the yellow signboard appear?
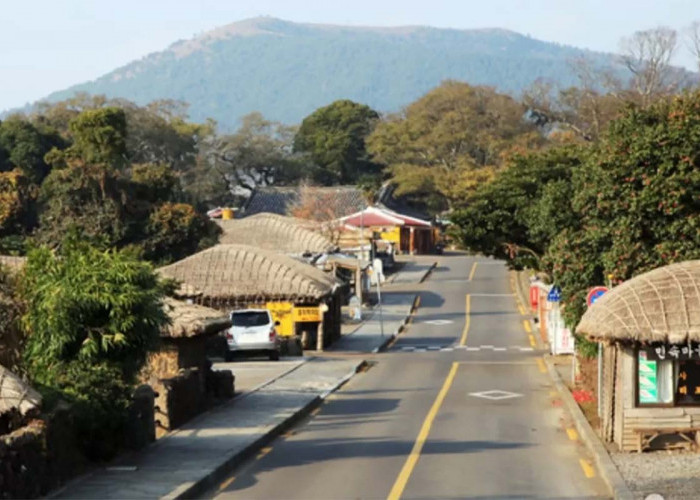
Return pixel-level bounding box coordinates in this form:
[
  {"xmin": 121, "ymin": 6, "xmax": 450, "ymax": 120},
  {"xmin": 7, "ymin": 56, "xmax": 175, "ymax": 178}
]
[
  {"xmin": 265, "ymin": 301, "xmax": 294, "ymax": 336},
  {"xmin": 293, "ymin": 306, "xmax": 322, "ymax": 322}
]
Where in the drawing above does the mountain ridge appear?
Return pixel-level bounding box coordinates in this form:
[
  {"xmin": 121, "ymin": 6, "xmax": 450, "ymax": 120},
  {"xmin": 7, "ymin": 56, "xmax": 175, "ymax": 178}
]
[{"xmin": 25, "ymin": 17, "xmax": 625, "ymax": 127}]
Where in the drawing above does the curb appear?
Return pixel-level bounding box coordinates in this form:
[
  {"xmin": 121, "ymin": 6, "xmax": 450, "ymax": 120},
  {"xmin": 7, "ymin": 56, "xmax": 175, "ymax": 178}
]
[
  {"xmin": 419, "ymin": 261, "xmax": 438, "ymax": 283},
  {"xmin": 172, "ymin": 359, "xmax": 367, "ymax": 499},
  {"xmin": 373, "ymin": 293, "xmax": 421, "ymax": 353},
  {"xmin": 543, "ymin": 356, "xmax": 634, "ymax": 500}
]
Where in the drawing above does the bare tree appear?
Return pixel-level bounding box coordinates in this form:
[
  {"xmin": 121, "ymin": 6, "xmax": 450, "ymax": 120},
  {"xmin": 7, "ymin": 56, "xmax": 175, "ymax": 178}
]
[
  {"xmin": 686, "ymin": 21, "xmax": 700, "ymax": 74},
  {"xmin": 620, "ymin": 27, "xmax": 679, "ymax": 106}
]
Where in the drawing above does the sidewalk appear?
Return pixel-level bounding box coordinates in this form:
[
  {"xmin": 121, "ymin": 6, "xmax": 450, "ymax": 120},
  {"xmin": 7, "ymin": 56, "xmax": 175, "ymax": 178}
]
[
  {"xmin": 388, "ymin": 256, "xmax": 437, "ymax": 285},
  {"xmin": 52, "ymin": 294, "xmax": 418, "ymax": 499},
  {"xmin": 330, "ymin": 292, "xmax": 417, "ymax": 353}
]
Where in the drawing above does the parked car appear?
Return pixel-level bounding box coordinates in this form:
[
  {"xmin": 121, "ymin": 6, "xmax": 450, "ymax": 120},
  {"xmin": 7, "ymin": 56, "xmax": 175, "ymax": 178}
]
[{"xmin": 225, "ymin": 309, "xmax": 280, "ymax": 361}]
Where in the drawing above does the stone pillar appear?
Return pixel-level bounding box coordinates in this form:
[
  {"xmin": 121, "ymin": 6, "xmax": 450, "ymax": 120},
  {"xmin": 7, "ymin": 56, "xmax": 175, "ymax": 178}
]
[
  {"xmin": 316, "ymin": 320, "xmax": 324, "ymax": 351},
  {"xmin": 409, "ymin": 227, "xmax": 415, "ymax": 254}
]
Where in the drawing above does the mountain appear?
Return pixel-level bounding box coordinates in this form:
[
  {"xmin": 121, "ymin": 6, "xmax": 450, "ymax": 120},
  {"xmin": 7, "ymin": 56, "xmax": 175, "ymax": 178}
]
[{"xmin": 38, "ymin": 17, "xmax": 623, "ymax": 128}]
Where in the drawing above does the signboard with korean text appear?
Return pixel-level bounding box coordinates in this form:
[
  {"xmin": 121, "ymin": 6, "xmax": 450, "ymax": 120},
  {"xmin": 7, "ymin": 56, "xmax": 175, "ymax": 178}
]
[
  {"xmin": 676, "ymin": 361, "xmax": 700, "ymax": 405},
  {"xmin": 645, "ymin": 344, "xmax": 700, "ymax": 361},
  {"xmin": 292, "ymin": 306, "xmax": 322, "ymax": 322}
]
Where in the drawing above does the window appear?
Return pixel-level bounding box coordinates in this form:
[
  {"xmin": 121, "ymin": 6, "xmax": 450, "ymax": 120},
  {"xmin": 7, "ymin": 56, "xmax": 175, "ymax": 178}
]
[
  {"xmin": 637, "ymin": 348, "xmax": 700, "ymax": 406},
  {"xmin": 231, "ymin": 311, "xmax": 270, "ymax": 327}
]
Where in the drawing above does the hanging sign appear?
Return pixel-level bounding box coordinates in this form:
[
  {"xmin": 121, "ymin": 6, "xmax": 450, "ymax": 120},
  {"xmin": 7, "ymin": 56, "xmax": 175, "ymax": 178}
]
[
  {"xmin": 586, "ymin": 286, "xmax": 608, "ymax": 307},
  {"xmin": 547, "ymin": 285, "xmax": 562, "ymax": 303}
]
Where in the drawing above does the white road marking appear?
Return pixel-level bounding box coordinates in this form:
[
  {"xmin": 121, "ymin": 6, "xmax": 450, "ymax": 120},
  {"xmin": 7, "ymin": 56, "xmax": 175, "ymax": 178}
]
[
  {"xmin": 468, "ymin": 390, "xmax": 523, "ymax": 400},
  {"xmin": 441, "ymin": 347, "xmax": 454, "ymax": 352},
  {"xmin": 519, "ymin": 347, "xmax": 534, "ymax": 352},
  {"xmin": 480, "ymin": 345, "xmax": 495, "ymax": 349},
  {"xmin": 493, "ymin": 347, "xmax": 507, "ymax": 351},
  {"xmin": 465, "ymin": 347, "xmax": 480, "ymax": 351},
  {"xmin": 423, "ymin": 319, "xmax": 454, "ymax": 325}
]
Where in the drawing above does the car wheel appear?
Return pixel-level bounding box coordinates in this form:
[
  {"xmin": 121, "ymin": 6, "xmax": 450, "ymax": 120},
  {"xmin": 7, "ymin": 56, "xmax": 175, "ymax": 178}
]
[{"xmin": 269, "ymin": 351, "xmax": 280, "ymax": 361}]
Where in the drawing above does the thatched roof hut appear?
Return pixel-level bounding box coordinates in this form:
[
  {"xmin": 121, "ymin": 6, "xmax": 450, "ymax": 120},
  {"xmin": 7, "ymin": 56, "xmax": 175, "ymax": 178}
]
[
  {"xmin": 216, "ymin": 213, "xmax": 335, "ymax": 254},
  {"xmin": 162, "ymin": 298, "xmax": 232, "ymax": 338},
  {"xmin": 577, "ymin": 261, "xmax": 700, "ymax": 344},
  {"xmin": 0, "ymin": 365, "xmax": 41, "ymax": 417},
  {"xmin": 158, "ymin": 244, "xmax": 341, "ymax": 304}
]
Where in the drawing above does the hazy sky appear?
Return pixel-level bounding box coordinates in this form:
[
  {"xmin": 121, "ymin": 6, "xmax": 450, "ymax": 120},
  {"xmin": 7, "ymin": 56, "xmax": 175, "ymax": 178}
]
[{"xmin": 1, "ymin": 0, "xmax": 698, "ymax": 111}]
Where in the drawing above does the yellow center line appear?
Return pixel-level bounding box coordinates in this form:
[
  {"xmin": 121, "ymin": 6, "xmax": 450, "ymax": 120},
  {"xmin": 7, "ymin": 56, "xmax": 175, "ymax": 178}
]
[
  {"xmin": 518, "ymin": 304, "xmax": 526, "ymax": 316},
  {"xmin": 460, "ymin": 294, "xmax": 471, "ymax": 346},
  {"xmin": 387, "ymin": 362, "xmax": 460, "ymax": 500},
  {"xmin": 468, "ymin": 262, "xmax": 478, "ymax": 281},
  {"xmin": 256, "ymin": 446, "xmax": 272, "ymax": 459},
  {"xmin": 536, "ymin": 357, "xmax": 546, "ymax": 373},
  {"xmin": 218, "ymin": 476, "xmax": 236, "ymax": 491},
  {"xmin": 566, "ymin": 428, "xmax": 579, "ymax": 441},
  {"xmin": 579, "ymin": 459, "xmax": 596, "ymax": 478},
  {"xmin": 529, "ymin": 335, "xmax": 537, "ymax": 348},
  {"xmin": 523, "ymin": 320, "xmax": 532, "ymax": 333}
]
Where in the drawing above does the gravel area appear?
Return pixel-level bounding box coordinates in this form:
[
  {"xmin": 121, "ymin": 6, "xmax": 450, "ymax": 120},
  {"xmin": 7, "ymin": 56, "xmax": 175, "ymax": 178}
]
[{"xmin": 612, "ymin": 451, "xmax": 700, "ymax": 499}]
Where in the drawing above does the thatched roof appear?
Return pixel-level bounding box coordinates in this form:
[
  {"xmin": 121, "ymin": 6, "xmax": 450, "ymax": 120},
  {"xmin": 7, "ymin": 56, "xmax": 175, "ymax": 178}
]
[
  {"xmin": 158, "ymin": 244, "xmax": 341, "ymax": 303},
  {"xmin": 0, "ymin": 256, "xmax": 26, "ymax": 275},
  {"xmin": 217, "ymin": 213, "xmax": 335, "ymax": 254},
  {"xmin": 162, "ymin": 298, "xmax": 232, "ymax": 338},
  {"xmin": 577, "ymin": 261, "xmax": 700, "ymax": 343},
  {"xmin": 0, "ymin": 365, "xmax": 41, "ymax": 416}
]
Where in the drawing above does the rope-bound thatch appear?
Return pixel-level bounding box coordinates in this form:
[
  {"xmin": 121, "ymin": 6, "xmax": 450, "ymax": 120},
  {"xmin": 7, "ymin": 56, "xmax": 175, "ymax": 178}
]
[
  {"xmin": 0, "ymin": 256, "xmax": 26, "ymax": 275},
  {"xmin": 0, "ymin": 365, "xmax": 41, "ymax": 417},
  {"xmin": 158, "ymin": 244, "xmax": 341, "ymax": 305},
  {"xmin": 577, "ymin": 261, "xmax": 700, "ymax": 343},
  {"xmin": 217, "ymin": 213, "xmax": 335, "ymax": 254},
  {"xmin": 162, "ymin": 298, "xmax": 232, "ymax": 338}
]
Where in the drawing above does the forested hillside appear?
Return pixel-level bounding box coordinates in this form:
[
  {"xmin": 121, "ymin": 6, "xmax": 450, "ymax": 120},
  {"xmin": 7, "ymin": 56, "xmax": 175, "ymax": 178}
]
[{"xmin": 39, "ymin": 17, "xmax": 623, "ymax": 127}]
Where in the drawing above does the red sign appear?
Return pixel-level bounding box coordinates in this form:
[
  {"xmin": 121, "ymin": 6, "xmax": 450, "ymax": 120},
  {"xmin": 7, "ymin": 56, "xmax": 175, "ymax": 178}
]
[
  {"xmin": 529, "ymin": 285, "xmax": 539, "ymax": 312},
  {"xmin": 586, "ymin": 286, "xmax": 609, "ymax": 307}
]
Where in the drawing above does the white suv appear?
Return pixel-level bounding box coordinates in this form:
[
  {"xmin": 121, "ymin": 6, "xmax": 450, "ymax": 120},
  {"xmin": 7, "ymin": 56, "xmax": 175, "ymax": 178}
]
[{"xmin": 225, "ymin": 309, "xmax": 280, "ymax": 361}]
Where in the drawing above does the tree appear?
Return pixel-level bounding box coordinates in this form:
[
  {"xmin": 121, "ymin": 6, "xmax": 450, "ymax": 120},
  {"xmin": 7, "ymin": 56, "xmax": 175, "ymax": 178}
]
[
  {"xmin": 548, "ymin": 91, "xmax": 700, "ymax": 334},
  {"xmin": 36, "ymin": 162, "xmax": 131, "ymax": 249},
  {"xmin": 20, "ymin": 241, "xmax": 170, "ymax": 459},
  {"xmin": 289, "ymin": 184, "xmax": 348, "ymax": 245},
  {"xmin": 619, "ymin": 27, "xmax": 681, "ymax": 106},
  {"xmin": 141, "ymin": 202, "xmax": 220, "ymax": 264},
  {"xmin": 196, "ymin": 112, "xmax": 307, "ymax": 206},
  {"xmin": 67, "ymin": 107, "xmax": 128, "ymax": 167},
  {"xmin": 687, "ymin": 21, "xmax": 700, "ymax": 74},
  {"xmin": 0, "ymin": 116, "xmax": 63, "ymax": 182},
  {"xmin": 367, "ymin": 81, "xmax": 542, "ymax": 211},
  {"xmin": 0, "ymin": 169, "xmax": 37, "ymax": 247},
  {"xmin": 294, "ymin": 100, "xmax": 382, "ymax": 185},
  {"xmin": 451, "ymin": 146, "xmax": 583, "ymax": 269}
]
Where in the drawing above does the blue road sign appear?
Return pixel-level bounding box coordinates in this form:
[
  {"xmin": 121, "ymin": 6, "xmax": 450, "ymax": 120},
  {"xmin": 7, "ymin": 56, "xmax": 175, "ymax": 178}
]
[{"xmin": 547, "ymin": 285, "xmax": 562, "ymax": 302}]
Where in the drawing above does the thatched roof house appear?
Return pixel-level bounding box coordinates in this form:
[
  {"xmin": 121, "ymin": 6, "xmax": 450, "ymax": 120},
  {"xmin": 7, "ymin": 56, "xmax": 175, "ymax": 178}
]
[
  {"xmin": 158, "ymin": 244, "xmax": 341, "ymax": 305},
  {"xmin": 162, "ymin": 298, "xmax": 232, "ymax": 338},
  {"xmin": 216, "ymin": 213, "xmax": 335, "ymax": 254},
  {"xmin": 577, "ymin": 260, "xmax": 700, "ymax": 344},
  {"xmin": 0, "ymin": 365, "xmax": 41, "ymax": 417}
]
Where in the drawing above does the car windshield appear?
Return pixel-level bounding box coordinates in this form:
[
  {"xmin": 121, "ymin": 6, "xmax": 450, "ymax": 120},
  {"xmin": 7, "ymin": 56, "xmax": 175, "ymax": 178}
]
[{"xmin": 232, "ymin": 311, "xmax": 269, "ymax": 327}]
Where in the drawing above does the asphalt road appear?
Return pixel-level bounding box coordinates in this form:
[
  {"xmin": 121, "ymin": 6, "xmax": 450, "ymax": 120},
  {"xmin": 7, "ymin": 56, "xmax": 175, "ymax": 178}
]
[{"xmin": 208, "ymin": 253, "xmax": 610, "ymax": 499}]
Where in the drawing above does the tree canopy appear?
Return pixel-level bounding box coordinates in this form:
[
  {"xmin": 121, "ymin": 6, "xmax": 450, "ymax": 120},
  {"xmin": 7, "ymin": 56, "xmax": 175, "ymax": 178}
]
[
  {"xmin": 367, "ymin": 81, "xmax": 543, "ymax": 213},
  {"xmin": 294, "ymin": 99, "xmax": 381, "ymax": 185}
]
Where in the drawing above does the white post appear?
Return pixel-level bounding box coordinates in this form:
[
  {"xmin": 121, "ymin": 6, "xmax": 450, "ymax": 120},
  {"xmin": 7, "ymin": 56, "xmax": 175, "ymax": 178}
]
[
  {"xmin": 597, "ymin": 342, "xmax": 603, "ymax": 417},
  {"xmin": 377, "ymin": 278, "xmax": 385, "ymax": 339}
]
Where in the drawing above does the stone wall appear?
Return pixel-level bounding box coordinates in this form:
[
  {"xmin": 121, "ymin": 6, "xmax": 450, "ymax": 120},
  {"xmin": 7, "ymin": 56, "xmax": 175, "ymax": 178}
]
[{"xmin": 153, "ymin": 368, "xmax": 234, "ymax": 438}]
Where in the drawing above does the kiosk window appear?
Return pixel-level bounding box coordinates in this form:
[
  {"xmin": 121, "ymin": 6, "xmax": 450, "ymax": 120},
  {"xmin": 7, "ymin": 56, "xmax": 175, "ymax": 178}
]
[
  {"xmin": 637, "ymin": 350, "xmax": 673, "ymax": 404},
  {"xmin": 637, "ymin": 348, "xmax": 700, "ymax": 406}
]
